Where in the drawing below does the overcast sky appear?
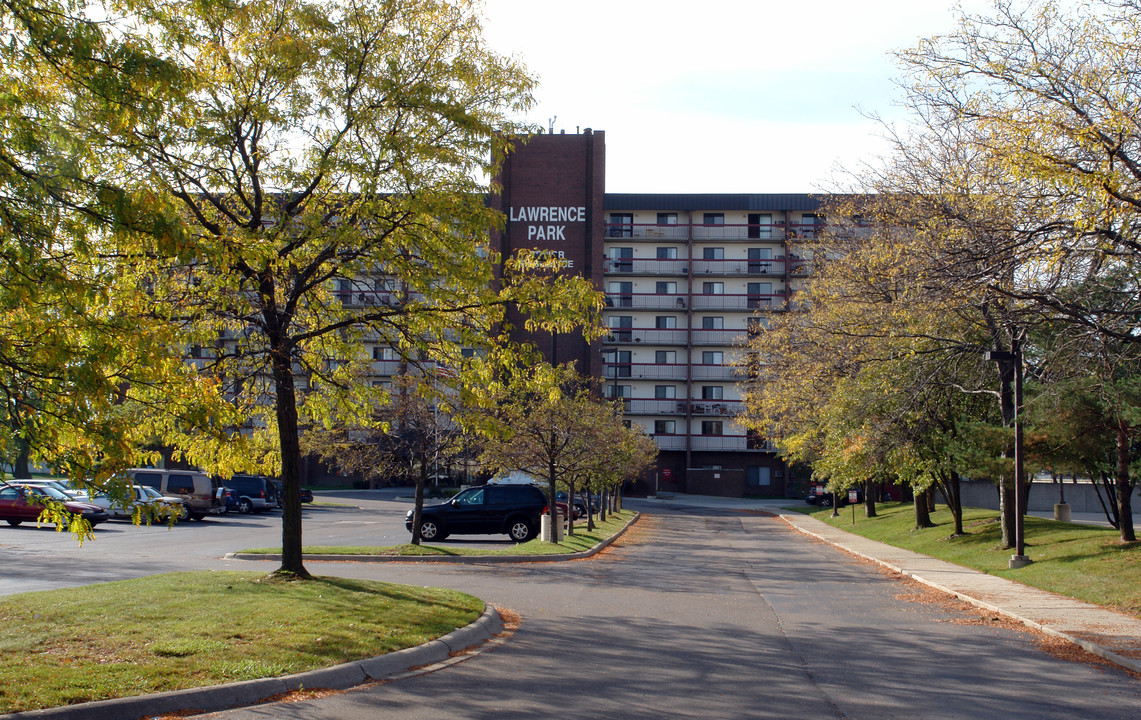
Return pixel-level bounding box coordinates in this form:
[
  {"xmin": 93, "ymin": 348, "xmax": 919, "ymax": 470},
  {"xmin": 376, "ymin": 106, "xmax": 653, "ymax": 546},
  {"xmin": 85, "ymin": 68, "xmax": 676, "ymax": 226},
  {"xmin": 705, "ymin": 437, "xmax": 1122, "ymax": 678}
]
[{"xmin": 481, "ymin": 0, "xmax": 993, "ymax": 194}]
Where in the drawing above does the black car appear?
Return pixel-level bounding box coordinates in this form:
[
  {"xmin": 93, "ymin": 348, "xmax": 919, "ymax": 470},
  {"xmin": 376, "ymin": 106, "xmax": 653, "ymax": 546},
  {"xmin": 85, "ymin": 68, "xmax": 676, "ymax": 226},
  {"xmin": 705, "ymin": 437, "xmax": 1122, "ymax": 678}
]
[
  {"xmin": 269, "ymin": 480, "xmax": 312, "ymax": 506},
  {"xmin": 224, "ymin": 474, "xmax": 278, "ymax": 513},
  {"xmin": 406, "ymin": 484, "xmax": 547, "ymax": 542}
]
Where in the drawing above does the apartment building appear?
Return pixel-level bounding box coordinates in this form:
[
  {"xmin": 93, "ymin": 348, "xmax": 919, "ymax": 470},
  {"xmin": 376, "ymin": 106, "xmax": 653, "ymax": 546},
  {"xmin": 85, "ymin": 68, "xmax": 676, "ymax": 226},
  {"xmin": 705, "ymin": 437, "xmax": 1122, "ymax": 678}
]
[{"xmin": 489, "ymin": 130, "xmax": 822, "ymax": 497}]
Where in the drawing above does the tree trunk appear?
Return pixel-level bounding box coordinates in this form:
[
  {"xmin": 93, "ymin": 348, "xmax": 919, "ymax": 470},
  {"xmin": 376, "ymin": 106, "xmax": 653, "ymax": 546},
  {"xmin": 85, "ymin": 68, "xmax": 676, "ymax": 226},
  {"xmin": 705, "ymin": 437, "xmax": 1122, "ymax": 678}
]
[
  {"xmin": 999, "ymin": 480, "xmax": 1016, "ymax": 549},
  {"xmin": 411, "ymin": 463, "xmax": 427, "ymax": 545},
  {"xmin": 996, "ymin": 349, "xmax": 1016, "ymax": 549},
  {"xmin": 599, "ymin": 487, "xmax": 608, "ymax": 522},
  {"xmin": 925, "ymin": 487, "xmax": 936, "ymax": 514},
  {"xmin": 272, "ymin": 345, "xmax": 309, "ymax": 578},
  {"xmin": 1117, "ymin": 423, "xmax": 1136, "ymax": 542},
  {"xmin": 582, "ymin": 488, "xmax": 595, "ymax": 531},
  {"xmin": 565, "ymin": 479, "xmax": 576, "ymax": 536},
  {"xmin": 863, "ymin": 478, "xmax": 877, "ymax": 518},
  {"xmin": 936, "ymin": 471, "xmax": 964, "ymax": 536},
  {"xmin": 12, "ymin": 436, "xmax": 31, "ymax": 479},
  {"xmin": 914, "ymin": 491, "xmax": 933, "ymax": 528}
]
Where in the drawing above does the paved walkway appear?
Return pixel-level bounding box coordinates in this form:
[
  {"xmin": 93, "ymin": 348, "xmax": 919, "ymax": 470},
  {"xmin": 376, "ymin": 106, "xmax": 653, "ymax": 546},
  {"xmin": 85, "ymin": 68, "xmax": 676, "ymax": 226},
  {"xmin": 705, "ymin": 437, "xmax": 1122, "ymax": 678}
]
[{"xmin": 633, "ymin": 493, "xmax": 1141, "ymax": 675}]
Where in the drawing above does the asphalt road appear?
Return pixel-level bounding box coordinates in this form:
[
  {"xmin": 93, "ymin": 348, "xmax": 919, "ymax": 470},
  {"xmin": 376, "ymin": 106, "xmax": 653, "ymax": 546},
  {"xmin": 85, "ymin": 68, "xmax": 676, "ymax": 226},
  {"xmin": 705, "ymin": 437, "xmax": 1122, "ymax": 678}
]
[
  {"xmin": 220, "ymin": 503, "xmax": 1138, "ymax": 720},
  {"xmin": 3, "ymin": 495, "xmax": 1140, "ymax": 718}
]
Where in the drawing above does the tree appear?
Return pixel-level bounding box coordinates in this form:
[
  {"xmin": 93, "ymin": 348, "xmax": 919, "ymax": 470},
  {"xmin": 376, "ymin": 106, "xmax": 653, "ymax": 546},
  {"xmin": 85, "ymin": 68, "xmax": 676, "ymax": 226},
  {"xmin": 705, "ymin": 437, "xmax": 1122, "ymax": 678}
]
[
  {"xmin": 479, "ymin": 365, "xmax": 627, "ymax": 541},
  {"xmin": 68, "ymin": 0, "xmax": 604, "ymax": 575},
  {"xmin": 306, "ymin": 372, "xmax": 474, "ymax": 545},
  {"xmin": 0, "ymin": 0, "xmax": 192, "ymax": 486}
]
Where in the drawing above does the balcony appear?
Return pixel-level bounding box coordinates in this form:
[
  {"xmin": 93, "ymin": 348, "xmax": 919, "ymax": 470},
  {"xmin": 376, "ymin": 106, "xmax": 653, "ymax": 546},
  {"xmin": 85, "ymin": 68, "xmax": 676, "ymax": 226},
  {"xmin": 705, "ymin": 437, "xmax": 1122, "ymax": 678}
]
[
  {"xmin": 604, "ymin": 222, "xmax": 799, "ymax": 241},
  {"xmin": 690, "ymin": 293, "xmax": 784, "ymax": 311},
  {"xmin": 690, "ymin": 364, "xmax": 742, "ymax": 381},
  {"xmin": 690, "ymin": 258, "xmax": 786, "ymax": 276},
  {"xmin": 643, "ymin": 435, "xmax": 776, "ymax": 453},
  {"xmin": 603, "ymin": 258, "xmax": 688, "ymax": 275},
  {"xmin": 602, "ymin": 363, "xmax": 690, "ymax": 381},
  {"xmin": 604, "ymin": 292, "xmax": 690, "ymax": 311},
  {"xmin": 601, "ymin": 328, "xmax": 750, "ymax": 346}
]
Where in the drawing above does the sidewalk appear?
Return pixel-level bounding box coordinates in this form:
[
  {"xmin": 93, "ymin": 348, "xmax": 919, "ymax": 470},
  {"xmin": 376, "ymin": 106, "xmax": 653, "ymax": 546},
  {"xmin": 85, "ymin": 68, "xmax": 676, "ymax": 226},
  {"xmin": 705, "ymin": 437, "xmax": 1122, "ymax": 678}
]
[{"xmin": 633, "ymin": 493, "xmax": 1141, "ymax": 675}]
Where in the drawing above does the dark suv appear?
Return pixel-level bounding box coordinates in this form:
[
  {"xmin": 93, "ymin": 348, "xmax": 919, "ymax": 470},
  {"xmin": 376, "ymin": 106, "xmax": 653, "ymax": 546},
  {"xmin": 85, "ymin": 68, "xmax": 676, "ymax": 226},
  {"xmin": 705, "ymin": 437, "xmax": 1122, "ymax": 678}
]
[
  {"xmin": 224, "ymin": 474, "xmax": 278, "ymax": 514},
  {"xmin": 406, "ymin": 484, "xmax": 547, "ymax": 542}
]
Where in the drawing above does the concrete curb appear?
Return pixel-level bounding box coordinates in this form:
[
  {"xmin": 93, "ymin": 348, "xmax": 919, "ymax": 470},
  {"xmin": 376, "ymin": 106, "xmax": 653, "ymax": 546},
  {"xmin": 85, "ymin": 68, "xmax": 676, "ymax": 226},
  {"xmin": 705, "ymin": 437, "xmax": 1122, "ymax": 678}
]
[
  {"xmin": 0, "ymin": 604, "xmax": 505, "ymax": 720},
  {"xmin": 778, "ymin": 512, "xmax": 1141, "ymax": 676},
  {"xmin": 224, "ymin": 511, "xmax": 640, "ymax": 564}
]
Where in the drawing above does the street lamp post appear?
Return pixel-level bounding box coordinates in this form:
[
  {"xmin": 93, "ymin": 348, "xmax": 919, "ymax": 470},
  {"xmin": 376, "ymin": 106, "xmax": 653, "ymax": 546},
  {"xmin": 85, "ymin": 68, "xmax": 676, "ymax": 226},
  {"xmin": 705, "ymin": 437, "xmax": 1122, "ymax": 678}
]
[{"xmin": 986, "ymin": 343, "xmax": 1031, "ymax": 569}]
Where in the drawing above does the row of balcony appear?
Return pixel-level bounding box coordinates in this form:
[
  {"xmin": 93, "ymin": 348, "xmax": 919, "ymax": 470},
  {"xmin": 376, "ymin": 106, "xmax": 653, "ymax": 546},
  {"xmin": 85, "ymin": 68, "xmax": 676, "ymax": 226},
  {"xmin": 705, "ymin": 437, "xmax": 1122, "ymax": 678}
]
[
  {"xmin": 603, "ymin": 329, "xmax": 749, "ymax": 345},
  {"xmin": 603, "ymin": 258, "xmax": 804, "ymax": 276},
  {"xmin": 619, "ymin": 398, "xmax": 743, "ymax": 417},
  {"xmin": 602, "ymin": 363, "xmax": 743, "ymax": 381},
  {"xmin": 604, "ymin": 222, "xmax": 817, "ymax": 241},
  {"xmin": 652, "ymin": 434, "xmax": 776, "ymax": 452},
  {"xmin": 605, "ymin": 292, "xmax": 782, "ymax": 312}
]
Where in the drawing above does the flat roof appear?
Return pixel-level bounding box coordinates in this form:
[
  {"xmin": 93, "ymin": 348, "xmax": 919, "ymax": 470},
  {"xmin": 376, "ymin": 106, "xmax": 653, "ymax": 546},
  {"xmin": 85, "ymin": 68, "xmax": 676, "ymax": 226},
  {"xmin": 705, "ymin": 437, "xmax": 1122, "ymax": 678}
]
[{"xmin": 603, "ymin": 193, "xmax": 823, "ymax": 212}]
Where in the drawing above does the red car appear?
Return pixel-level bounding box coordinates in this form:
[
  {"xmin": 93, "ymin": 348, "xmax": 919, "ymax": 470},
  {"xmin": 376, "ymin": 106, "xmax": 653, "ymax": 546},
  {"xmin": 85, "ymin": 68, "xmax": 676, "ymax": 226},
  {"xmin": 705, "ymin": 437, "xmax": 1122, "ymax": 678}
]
[{"xmin": 0, "ymin": 482, "xmax": 110, "ymax": 528}]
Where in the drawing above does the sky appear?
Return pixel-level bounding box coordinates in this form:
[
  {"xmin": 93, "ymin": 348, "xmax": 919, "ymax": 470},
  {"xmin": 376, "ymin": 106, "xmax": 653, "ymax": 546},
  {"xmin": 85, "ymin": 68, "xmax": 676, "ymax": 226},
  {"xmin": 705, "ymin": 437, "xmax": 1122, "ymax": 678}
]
[{"xmin": 480, "ymin": 0, "xmax": 993, "ymax": 194}]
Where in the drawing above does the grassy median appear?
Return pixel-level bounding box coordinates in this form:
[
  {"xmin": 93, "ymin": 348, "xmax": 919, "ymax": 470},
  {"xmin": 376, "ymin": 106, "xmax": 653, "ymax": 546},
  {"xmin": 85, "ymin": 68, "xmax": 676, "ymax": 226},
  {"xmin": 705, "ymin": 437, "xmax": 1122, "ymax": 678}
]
[
  {"xmin": 0, "ymin": 571, "xmax": 482, "ymax": 714},
  {"xmin": 808, "ymin": 501, "xmax": 1141, "ymax": 618},
  {"xmin": 240, "ymin": 510, "xmax": 637, "ymax": 557}
]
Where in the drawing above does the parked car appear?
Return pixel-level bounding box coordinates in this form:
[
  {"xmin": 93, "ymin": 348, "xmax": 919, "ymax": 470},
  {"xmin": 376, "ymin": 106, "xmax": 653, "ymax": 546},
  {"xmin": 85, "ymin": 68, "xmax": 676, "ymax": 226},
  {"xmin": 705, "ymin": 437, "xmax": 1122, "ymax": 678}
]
[
  {"xmin": 88, "ymin": 485, "xmax": 187, "ymax": 521},
  {"xmin": 128, "ymin": 468, "xmax": 225, "ymax": 520},
  {"xmin": 12, "ymin": 478, "xmax": 89, "ymax": 501},
  {"xmin": 269, "ymin": 480, "xmax": 312, "ymax": 506},
  {"xmin": 224, "ymin": 474, "xmax": 278, "ymax": 514},
  {"xmin": 555, "ymin": 491, "xmax": 598, "ymax": 518},
  {"xmin": 406, "ymin": 484, "xmax": 549, "ymax": 542},
  {"xmin": 807, "ymin": 485, "xmax": 863, "ymax": 508},
  {"xmin": 0, "ymin": 482, "xmax": 109, "ymax": 528}
]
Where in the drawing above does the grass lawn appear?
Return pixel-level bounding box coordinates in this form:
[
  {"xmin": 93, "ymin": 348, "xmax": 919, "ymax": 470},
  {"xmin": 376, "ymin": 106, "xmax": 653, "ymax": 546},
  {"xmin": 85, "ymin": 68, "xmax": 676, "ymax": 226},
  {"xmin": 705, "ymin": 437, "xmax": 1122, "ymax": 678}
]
[
  {"xmin": 0, "ymin": 571, "xmax": 482, "ymax": 714},
  {"xmin": 241, "ymin": 510, "xmax": 637, "ymax": 557},
  {"xmin": 809, "ymin": 501, "xmax": 1141, "ymax": 618}
]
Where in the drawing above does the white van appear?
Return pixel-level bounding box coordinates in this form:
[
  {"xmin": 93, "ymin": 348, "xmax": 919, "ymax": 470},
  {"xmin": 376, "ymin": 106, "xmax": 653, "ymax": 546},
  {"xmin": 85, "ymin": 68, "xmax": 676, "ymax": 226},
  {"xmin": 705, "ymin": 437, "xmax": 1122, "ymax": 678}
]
[
  {"xmin": 488, "ymin": 471, "xmax": 542, "ymax": 485},
  {"xmin": 128, "ymin": 468, "xmax": 225, "ymax": 520}
]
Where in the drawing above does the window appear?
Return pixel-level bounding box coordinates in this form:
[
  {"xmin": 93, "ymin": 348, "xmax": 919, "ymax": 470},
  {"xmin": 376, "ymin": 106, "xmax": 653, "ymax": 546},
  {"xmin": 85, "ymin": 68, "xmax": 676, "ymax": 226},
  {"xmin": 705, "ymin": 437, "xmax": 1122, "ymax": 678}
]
[
  {"xmin": 608, "ymin": 213, "xmax": 633, "ymax": 237},
  {"xmin": 799, "ymin": 213, "xmax": 818, "ymax": 238},
  {"xmin": 656, "ymin": 246, "xmax": 678, "ymax": 260},
  {"xmin": 374, "ymin": 346, "xmax": 396, "ymax": 361},
  {"xmin": 748, "ymin": 317, "xmax": 769, "ymax": 333},
  {"xmin": 748, "ymin": 247, "xmax": 772, "ymax": 274},
  {"xmin": 703, "ymin": 213, "xmax": 724, "ymax": 225},
  {"xmin": 748, "ymin": 282, "xmax": 772, "ymax": 308},
  {"xmin": 746, "ymin": 466, "xmax": 772, "ymax": 487},
  {"xmin": 701, "ymin": 420, "xmax": 724, "ymax": 435},
  {"xmin": 608, "ymin": 316, "xmax": 633, "ymax": 341},
  {"xmin": 654, "ymin": 420, "xmax": 676, "ymax": 435},
  {"xmin": 608, "ymin": 246, "xmax": 633, "ymax": 272},
  {"xmin": 748, "ymin": 213, "xmax": 773, "ymax": 239},
  {"xmin": 655, "ymin": 316, "xmax": 677, "ymax": 329},
  {"xmin": 657, "ymin": 213, "xmax": 678, "ymax": 225},
  {"xmin": 702, "ymin": 351, "xmax": 724, "ymax": 365},
  {"xmin": 703, "ymin": 247, "xmax": 725, "ymax": 260},
  {"xmin": 655, "ymin": 385, "xmax": 677, "ymax": 399},
  {"xmin": 703, "ymin": 282, "xmax": 724, "ymax": 295},
  {"xmin": 372, "ymin": 380, "xmax": 393, "ymax": 390},
  {"xmin": 606, "ymin": 349, "xmax": 632, "ymax": 377},
  {"xmin": 702, "ymin": 316, "xmax": 724, "ymax": 330},
  {"xmin": 605, "ymin": 384, "xmax": 631, "ymax": 399},
  {"xmin": 336, "ymin": 278, "xmax": 353, "ymax": 304},
  {"xmin": 702, "ymin": 385, "xmax": 724, "ymax": 400},
  {"xmin": 608, "ymin": 281, "xmax": 633, "ymax": 308},
  {"xmin": 655, "ymin": 350, "xmax": 677, "ymax": 364},
  {"xmin": 656, "ymin": 281, "xmax": 677, "ymax": 294},
  {"xmin": 168, "ymin": 474, "xmax": 195, "ymax": 495}
]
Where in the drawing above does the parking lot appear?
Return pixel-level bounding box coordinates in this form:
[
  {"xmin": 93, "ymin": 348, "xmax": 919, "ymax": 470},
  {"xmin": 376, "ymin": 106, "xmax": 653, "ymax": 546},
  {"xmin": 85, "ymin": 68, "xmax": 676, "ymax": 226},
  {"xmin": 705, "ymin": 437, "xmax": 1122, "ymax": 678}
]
[{"xmin": 0, "ymin": 488, "xmax": 517, "ymax": 597}]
